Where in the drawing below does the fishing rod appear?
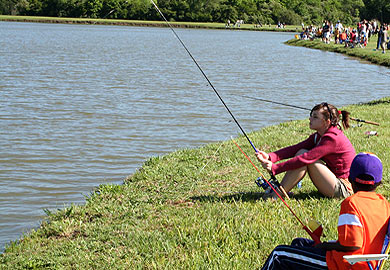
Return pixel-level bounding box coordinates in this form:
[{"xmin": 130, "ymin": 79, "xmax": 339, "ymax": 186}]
[
  {"xmin": 149, "ymin": 0, "xmax": 257, "ymax": 152},
  {"xmin": 151, "ymin": 0, "xmax": 324, "ymax": 244},
  {"xmin": 241, "ymin": 95, "xmax": 380, "ymax": 126},
  {"xmin": 232, "ymin": 137, "xmax": 323, "ymax": 244},
  {"xmin": 93, "ymin": 9, "xmax": 115, "ymax": 24},
  {"xmin": 93, "ymin": 1, "xmax": 128, "ymax": 25},
  {"xmin": 369, "ymin": 68, "xmax": 390, "ymax": 78}
]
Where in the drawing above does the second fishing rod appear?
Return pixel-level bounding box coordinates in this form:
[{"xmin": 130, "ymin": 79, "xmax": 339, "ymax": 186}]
[{"xmin": 241, "ymin": 95, "xmax": 380, "ymax": 126}]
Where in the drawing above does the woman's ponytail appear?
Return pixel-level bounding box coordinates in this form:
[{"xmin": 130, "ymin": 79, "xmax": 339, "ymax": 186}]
[{"xmin": 339, "ymin": 110, "xmax": 350, "ymax": 129}]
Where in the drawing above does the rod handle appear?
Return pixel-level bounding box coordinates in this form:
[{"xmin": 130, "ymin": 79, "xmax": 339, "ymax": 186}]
[
  {"xmin": 279, "ymin": 185, "xmax": 290, "ymax": 199},
  {"xmin": 303, "ymin": 226, "xmax": 322, "ymax": 245},
  {"xmin": 350, "ymin": 117, "xmax": 380, "ymax": 126},
  {"xmin": 270, "ymin": 174, "xmax": 290, "ymax": 199}
]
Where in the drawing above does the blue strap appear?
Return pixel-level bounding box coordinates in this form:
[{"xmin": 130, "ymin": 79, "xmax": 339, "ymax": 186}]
[{"xmin": 376, "ymin": 219, "xmax": 390, "ymax": 270}]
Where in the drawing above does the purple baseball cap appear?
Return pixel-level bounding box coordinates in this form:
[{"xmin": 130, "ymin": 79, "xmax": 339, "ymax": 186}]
[{"xmin": 349, "ymin": 152, "xmax": 383, "ymax": 185}]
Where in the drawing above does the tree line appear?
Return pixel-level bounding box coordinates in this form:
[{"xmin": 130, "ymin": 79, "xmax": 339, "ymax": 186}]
[{"xmin": 1, "ymin": 0, "xmax": 389, "ymax": 25}]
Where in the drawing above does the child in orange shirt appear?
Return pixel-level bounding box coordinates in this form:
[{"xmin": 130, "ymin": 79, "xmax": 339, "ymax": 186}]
[{"xmin": 261, "ymin": 152, "xmax": 390, "ymax": 270}]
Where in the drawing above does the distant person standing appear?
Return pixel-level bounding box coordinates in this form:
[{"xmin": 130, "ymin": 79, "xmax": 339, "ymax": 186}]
[
  {"xmin": 322, "ymin": 21, "xmax": 330, "ymax": 44},
  {"xmin": 376, "ymin": 24, "xmax": 384, "ymax": 50},
  {"xmin": 340, "ymin": 30, "xmax": 347, "ymax": 44},
  {"xmin": 335, "ymin": 20, "xmax": 343, "ymax": 32},
  {"xmin": 372, "ymin": 20, "xmax": 377, "ymax": 34},
  {"xmin": 335, "ymin": 20, "xmax": 343, "ymax": 44},
  {"xmin": 380, "ymin": 24, "xmax": 388, "ymax": 53},
  {"xmin": 334, "ymin": 27, "xmax": 340, "ymax": 44}
]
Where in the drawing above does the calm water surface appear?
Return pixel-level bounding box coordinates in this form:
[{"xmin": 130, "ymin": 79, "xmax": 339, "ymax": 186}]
[{"xmin": 0, "ymin": 21, "xmax": 389, "ymax": 251}]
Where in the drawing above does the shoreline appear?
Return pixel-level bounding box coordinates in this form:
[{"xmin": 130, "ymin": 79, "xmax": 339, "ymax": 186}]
[
  {"xmin": 285, "ymin": 38, "xmax": 390, "ymax": 67},
  {"xmin": 1, "ymin": 97, "xmax": 389, "ymax": 268},
  {"xmin": 0, "ymin": 15, "xmax": 299, "ymax": 32}
]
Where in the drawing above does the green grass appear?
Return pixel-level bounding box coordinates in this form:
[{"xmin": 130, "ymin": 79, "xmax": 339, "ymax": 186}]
[
  {"xmin": 286, "ymin": 37, "xmax": 390, "ymax": 67},
  {"xmin": 1, "ymin": 97, "xmax": 389, "ymax": 269},
  {"xmin": 0, "ymin": 15, "xmax": 300, "ymax": 32}
]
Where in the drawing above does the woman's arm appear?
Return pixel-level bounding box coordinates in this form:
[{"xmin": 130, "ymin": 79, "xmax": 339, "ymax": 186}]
[
  {"xmin": 269, "ymin": 133, "xmax": 316, "ymax": 163},
  {"xmin": 271, "ymin": 134, "xmax": 336, "ymax": 175}
]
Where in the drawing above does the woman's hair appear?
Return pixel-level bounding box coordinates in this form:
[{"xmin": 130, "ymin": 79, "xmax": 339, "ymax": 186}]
[{"xmin": 310, "ymin": 102, "xmax": 350, "ymax": 129}]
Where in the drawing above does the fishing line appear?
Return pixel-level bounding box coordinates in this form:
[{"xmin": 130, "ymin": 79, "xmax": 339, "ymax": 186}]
[
  {"xmin": 241, "ymin": 95, "xmax": 380, "ymax": 126},
  {"xmin": 151, "ymin": 1, "xmax": 323, "ymax": 243},
  {"xmin": 150, "ymin": 0, "xmax": 257, "ymax": 152},
  {"xmin": 372, "ymin": 69, "xmax": 390, "ymax": 78},
  {"xmin": 198, "ymin": 139, "xmax": 226, "ymax": 173},
  {"xmin": 93, "ymin": 9, "xmax": 115, "ymax": 24},
  {"xmin": 242, "ymin": 95, "xmax": 310, "ymax": 111},
  {"xmin": 93, "ymin": 1, "xmax": 128, "ymax": 25}
]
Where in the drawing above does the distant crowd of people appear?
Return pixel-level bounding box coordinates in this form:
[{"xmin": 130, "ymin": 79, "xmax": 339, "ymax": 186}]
[
  {"xmin": 299, "ymin": 20, "xmax": 390, "ymax": 53},
  {"xmin": 225, "ymin": 19, "xmax": 244, "ymax": 28},
  {"xmin": 225, "ymin": 20, "xmax": 285, "ymax": 29}
]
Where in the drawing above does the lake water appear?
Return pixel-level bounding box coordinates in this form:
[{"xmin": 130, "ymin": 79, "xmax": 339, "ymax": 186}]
[{"xmin": 0, "ymin": 21, "xmax": 389, "ymax": 252}]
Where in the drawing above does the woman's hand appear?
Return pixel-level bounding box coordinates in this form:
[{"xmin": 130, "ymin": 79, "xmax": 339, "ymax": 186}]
[
  {"xmin": 261, "ymin": 159, "xmax": 273, "ymax": 172},
  {"xmin": 255, "ymin": 150, "xmax": 269, "ymax": 162},
  {"xmin": 255, "ymin": 150, "xmax": 273, "ymax": 172}
]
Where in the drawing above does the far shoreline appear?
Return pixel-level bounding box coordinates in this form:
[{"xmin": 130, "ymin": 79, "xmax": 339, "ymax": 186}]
[
  {"xmin": 0, "ymin": 15, "xmax": 300, "ymax": 32},
  {"xmin": 3, "ymin": 15, "xmax": 389, "ymax": 68}
]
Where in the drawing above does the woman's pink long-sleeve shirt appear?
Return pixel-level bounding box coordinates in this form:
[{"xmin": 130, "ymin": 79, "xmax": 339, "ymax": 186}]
[{"xmin": 268, "ymin": 126, "xmax": 356, "ymax": 179}]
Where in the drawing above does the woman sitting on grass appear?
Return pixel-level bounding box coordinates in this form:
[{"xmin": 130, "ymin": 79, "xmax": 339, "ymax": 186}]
[{"xmin": 256, "ymin": 103, "xmax": 355, "ymax": 199}]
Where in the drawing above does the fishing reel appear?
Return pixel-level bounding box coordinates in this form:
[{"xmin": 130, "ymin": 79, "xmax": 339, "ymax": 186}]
[{"xmin": 255, "ymin": 176, "xmax": 280, "ymax": 194}]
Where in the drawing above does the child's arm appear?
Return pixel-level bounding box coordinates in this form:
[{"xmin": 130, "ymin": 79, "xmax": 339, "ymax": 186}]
[{"xmin": 316, "ymin": 241, "xmax": 360, "ymax": 252}]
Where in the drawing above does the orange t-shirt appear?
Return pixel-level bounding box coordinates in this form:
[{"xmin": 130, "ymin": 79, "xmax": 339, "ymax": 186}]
[{"xmin": 326, "ymin": 192, "xmax": 390, "ymax": 270}]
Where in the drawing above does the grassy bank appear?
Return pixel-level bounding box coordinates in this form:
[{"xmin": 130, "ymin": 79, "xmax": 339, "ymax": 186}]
[
  {"xmin": 1, "ymin": 97, "xmax": 389, "ymax": 269},
  {"xmin": 286, "ymin": 37, "xmax": 390, "ymax": 67},
  {"xmin": 0, "ymin": 15, "xmax": 300, "ymax": 32}
]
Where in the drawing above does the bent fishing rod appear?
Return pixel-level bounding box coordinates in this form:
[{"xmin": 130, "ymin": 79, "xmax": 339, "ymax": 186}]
[
  {"xmin": 151, "ymin": 0, "xmax": 323, "ymax": 243},
  {"xmin": 241, "ymin": 95, "xmax": 380, "ymax": 126},
  {"xmin": 149, "ymin": 0, "xmax": 257, "ymax": 152}
]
